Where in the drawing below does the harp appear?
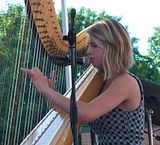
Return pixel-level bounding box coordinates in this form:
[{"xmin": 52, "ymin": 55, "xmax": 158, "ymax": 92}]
[
  {"xmin": 20, "ymin": 0, "xmax": 104, "ymax": 144},
  {"xmin": 0, "ymin": 0, "xmax": 104, "ymax": 145}
]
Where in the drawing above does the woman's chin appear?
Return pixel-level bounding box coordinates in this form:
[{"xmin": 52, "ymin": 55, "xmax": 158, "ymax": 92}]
[
  {"xmin": 92, "ymin": 63, "xmax": 98, "ymax": 69},
  {"xmin": 92, "ymin": 64, "xmax": 103, "ymax": 71}
]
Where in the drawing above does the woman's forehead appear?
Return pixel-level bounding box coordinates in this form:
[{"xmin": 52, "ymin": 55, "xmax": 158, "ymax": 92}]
[{"xmin": 88, "ymin": 38, "xmax": 103, "ymax": 45}]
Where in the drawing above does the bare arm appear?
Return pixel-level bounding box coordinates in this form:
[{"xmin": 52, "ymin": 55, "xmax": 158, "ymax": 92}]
[
  {"xmin": 21, "ymin": 68, "xmax": 140, "ymax": 122},
  {"xmin": 21, "ymin": 67, "xmax": 87, "ymax": 118}
]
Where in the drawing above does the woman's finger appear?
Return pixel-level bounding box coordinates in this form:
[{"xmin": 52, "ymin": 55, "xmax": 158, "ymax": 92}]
[
  {"xmin": 21, "ymin": 68, "xmax": 28, "ymax": 73},
  {"xmin": 50, "ymin": 70, "xmax": 56, "ymax": 80},
  {"xmin": 50, "ymin": 70, "xmax": 56, "ymax": 88},
  {"xmin": 21, "ymin": 68, "xmax": 33, "ymax": 76}
]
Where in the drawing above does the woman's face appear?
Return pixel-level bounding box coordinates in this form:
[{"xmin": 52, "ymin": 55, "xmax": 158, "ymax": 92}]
[{"xmin": 87, "ymin": 39, "xmax": 104, "ymax": 70}]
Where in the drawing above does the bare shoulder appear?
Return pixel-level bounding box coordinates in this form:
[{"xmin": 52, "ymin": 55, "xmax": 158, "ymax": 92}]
[
  {"xmin": 112, "ymin": 72, "xmax": 141, "ymax": 110},
  {"xmin": 111, "ymin": 72, "xmax": 138, "ymax": 89},
  {"xmin": 87, "ymin": 72, "xmax": 141, "ymax": 118},
  {"xmin": 102, "ymin": 72, "xmax": 137, "ymax": 102}
]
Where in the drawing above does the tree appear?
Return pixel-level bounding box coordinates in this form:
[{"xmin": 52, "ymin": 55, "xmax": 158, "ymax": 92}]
[
  {"xmin": 130, "ymin": 29, "xmax": 160, "ymax": 84},
  {"xmin": 57, "ymin": 7, "xmax": 121, "ymax": 34},
  {"xmin": 148, "ymin": 27, "xmax": 160, "ymax": 68},
  {"xmin": 132, "ymin": 26, "xmax": 160, "ymax": 84}
]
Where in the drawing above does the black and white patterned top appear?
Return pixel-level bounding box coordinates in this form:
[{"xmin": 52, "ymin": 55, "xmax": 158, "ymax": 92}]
[{"xmin": 89, "ymin": 73, "xmax": 145, "ymax": 145}]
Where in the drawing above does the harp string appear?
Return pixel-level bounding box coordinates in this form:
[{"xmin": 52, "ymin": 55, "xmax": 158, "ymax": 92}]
[
  {"xmin": 12, "ymin": 12, "xmax": 31, "ymax": 145},
  {"xmin": 3, "ymin": 9, "xmax": 29, "ymax": 145},
  {"xmin": 22, "ymin": 1, "xmax": 40, "ymax": 138},
  {"xmin": 0, "ymin": 0, "xmax": 89, "ymax": 144},
  {"xmin": 21, "ymin": 0, "xmax": 66, "ymax": 141}
]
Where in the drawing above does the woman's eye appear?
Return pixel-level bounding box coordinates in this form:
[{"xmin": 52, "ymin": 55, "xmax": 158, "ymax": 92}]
[
  {"xmin": 88, "ymin": 43, "xmax": 98, "ymax": 49},
  {"xmin": 90, "ymin": 44, "xmax": 97, "ymax": 48},
  {"xmin": 92, "ymin": 44, "xmax": 97, "ymax": 48}
]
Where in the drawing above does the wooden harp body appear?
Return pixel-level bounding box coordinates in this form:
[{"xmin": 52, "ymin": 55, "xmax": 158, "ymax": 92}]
[{"xmin": 21, "ymin": 66, "xmax": 104, "ymax": 145}]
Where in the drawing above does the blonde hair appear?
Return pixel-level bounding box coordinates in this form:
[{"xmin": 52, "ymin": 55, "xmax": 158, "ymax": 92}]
[{"xmin": 87, "ymin": 19, "xmax": 134, "ymax": 80}]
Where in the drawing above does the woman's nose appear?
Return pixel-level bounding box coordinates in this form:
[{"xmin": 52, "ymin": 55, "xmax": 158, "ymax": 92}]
[{"xmin": 87, "ymin": 46, "xmax": 92, "ymax": 55}]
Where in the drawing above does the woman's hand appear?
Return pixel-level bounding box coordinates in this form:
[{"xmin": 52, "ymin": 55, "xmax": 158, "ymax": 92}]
[{"xmin": 21, "ymin": 67, "xmax": 56, "ymax": 95}]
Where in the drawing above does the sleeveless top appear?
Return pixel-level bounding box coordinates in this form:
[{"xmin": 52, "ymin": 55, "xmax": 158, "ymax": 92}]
[{"xmin": 88, "ymin": 73, "xmax": 145, "ymax": 145}]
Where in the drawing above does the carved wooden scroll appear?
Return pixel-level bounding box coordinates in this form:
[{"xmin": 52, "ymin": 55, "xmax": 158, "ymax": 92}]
[{"xmin": 27, "ymin": 0, "xmax": 88, "ymax": 56}]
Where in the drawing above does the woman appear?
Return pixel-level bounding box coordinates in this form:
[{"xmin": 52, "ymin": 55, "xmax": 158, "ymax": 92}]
[{"xmin": 22, "ymin": 19, "xmax": 145, "ymax": 145}]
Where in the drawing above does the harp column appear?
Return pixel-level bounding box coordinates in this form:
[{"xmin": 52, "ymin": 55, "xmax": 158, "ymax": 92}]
[{"xmin": 61, "ymin": 0, "xmax": 72, "ymax": 90}]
